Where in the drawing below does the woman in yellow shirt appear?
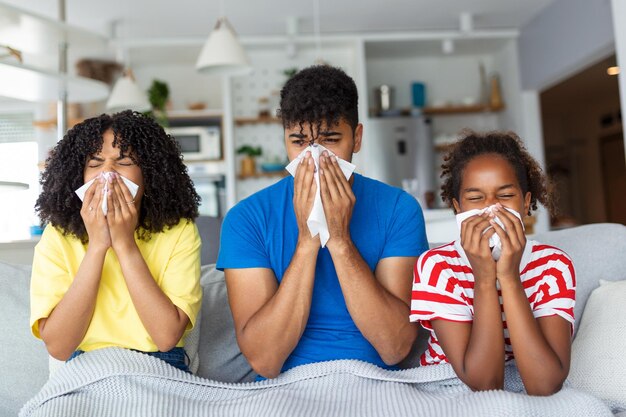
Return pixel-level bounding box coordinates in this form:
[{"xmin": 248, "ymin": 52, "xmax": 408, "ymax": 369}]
[{"xmin": 30, "ymin": 110, "xmax": 202, "ymax": 372}]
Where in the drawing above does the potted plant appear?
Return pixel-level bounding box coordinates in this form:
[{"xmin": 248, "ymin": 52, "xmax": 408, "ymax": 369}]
[
  {"xmin": 236, "ymin": 145, "xmax": 262, "ymax": 177},
  {"xmin": 147, "ymin": 79, "xmax": 170, "ymax": 127}
]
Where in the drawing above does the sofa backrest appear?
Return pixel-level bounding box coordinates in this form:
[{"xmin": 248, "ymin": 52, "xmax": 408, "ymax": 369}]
[
  {"xmin": 196, "ymin": 216, "xmax": 222, "ymax": 266},
  {"xmin": 532, "ymin": 223, "xmax": 626, "ymax": 333}
]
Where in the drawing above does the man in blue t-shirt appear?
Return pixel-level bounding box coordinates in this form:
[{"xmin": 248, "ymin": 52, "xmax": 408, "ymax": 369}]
[{"xmin": 217, "ymin": 65, "xmax": 429, "ymax": 379}]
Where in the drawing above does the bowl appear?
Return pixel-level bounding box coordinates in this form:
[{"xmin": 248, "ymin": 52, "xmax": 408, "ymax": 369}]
[{"xmin": 260, "ymin": 162, "xmax": 286, "ymax": 172}]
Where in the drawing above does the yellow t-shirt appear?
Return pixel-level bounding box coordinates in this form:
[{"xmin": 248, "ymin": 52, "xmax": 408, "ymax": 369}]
[{"xmin": 30, "ymin": 219, "xmax": 202, "ymax": 352}]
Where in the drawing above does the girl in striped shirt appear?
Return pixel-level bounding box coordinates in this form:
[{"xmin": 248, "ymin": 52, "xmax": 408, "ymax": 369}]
[{"xmin": 410, "ymin": 131, "xmax": 575, "ymax": 396}]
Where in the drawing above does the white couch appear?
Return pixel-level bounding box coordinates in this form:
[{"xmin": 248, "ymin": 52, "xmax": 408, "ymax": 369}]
[{"xmin": 1, "ymin": 223, "xmax": 625, "ymax": 417}]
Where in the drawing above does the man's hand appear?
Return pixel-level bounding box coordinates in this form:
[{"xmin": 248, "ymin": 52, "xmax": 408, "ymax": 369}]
[
  {"xmin": 319, "ymin": 151, "xmax": 355, "ymax": 249},
  {"xmin": 293, "ymin": 151, "xmax": 320, "ymax": 248}
]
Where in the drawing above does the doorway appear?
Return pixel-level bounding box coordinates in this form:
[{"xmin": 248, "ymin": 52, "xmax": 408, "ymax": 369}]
[
  {"xmin": 541, "ymin": 54, "xmax": 625, "ymax": 227},
  {"xmin": 600, "ymin": 133, "xmax": 626, "ymax": 224}
]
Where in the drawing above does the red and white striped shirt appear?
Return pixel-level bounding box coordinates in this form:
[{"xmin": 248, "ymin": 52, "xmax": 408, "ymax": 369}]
[{"xmin": 409, "ymin": 239, "xmax": 576, "ymax": 366}]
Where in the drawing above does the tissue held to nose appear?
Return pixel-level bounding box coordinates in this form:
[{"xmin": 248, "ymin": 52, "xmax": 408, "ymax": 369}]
[
  {"xmin": 74, "ymin": 172, "xmax": 140, "ymax": 216},
  {"xmin": 455, "ymin": 204, "xmax": 524, "ymax": 261},
  {"xmin": 285, "ymin": 145, "xmax": 356, "ymax": 247}
]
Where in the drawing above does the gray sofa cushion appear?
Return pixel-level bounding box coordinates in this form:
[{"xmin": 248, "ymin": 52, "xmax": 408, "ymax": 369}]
[
  {"xmin": 196, "ymin": 265, "xmax": 256, "ymax": 382},
  {"xmin": 0, "ymin": 262, "xmax": 48, "ymax": 417},
  {"xmin": 533, "ymin": 223, "xmax": 626, "ymax": 332}
]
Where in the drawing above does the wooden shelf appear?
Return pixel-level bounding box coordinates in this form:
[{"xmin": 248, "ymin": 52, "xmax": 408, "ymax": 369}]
[
  {"xmin": 234, "ymin": 116, "xmax": 281, "ymax": 126},
  {"xmin": 369, "ymin": 104, "xmax": 505, "ymax": 118},
  {"xmin": 167, "ymin": 109, "xmax": 222, "ymax": 119},
  {"xmin": 33, "ymin": 118, "xmax": 85, "ymax": 130},
  {"xmin": 237, "ymin": 171, "xmax": 287, "ymax": 180},
  {"xmin": 434, "ymin": 143, "xmax": 455, "ymax": 152},
  {"xmin": 0, "ymin": 3, "xmax": 108, "ymax": 55},
  {"xmin": 423, "ymin": 103, "xmax": 505, "ymax": 115}
]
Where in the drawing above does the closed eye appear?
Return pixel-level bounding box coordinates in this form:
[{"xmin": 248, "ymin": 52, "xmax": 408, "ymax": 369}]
[
  {"xmin": 498, "ymin": 194, "xmax": 515, "ymax": 199},
  {"xmin": 291, "ymin": 139, "xmax": 307, "ymax": 146}
]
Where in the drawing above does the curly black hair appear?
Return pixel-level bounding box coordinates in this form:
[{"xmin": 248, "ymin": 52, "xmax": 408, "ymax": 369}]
[
  {"xmin": 35, "ymin": 110, "xmax": 200, "ymax": 243},
  {"xmin": 278, "ymin": 65, "xmax": 359, "ymax": 137},
  {"xmin": 440, "ymin": 130, "xmax": 555, "ymax": 216}
]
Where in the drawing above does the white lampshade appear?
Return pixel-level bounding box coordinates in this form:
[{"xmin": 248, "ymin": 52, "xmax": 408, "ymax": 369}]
[
  {"xmin": 106, "ymin": 69, "xmax": 151, "ymax": 113},
  {"xmin": 196, "ymin": 17, "xmax": 251, "ymax": 75}
]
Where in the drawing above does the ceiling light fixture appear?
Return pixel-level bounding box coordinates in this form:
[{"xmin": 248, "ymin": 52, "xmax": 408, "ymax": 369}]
[
  {"xmin": 106, "ymin": 68, "xmax": 150, "ymax": 112},
  {"xmin": 196, "ymin": 0, "xmax": 251, "ymax": 75},
  {"xmin": 285, "ymin": 16, "xmax": 298, "ymax": 59},
  {"xmin": 459, "ymin": 12, "xmax": 473, "ymax": 33},
  {"xmin": 607, "ymin": 66, "xmax": 620, "ymax": 76},
  {"xmin": 106, "ymin": 20, "xmax": 150, "ymax": 113}
]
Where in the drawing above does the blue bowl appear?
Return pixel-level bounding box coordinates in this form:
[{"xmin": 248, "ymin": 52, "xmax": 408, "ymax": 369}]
[{"xmin": 260, "ymin": 163, "xmax": 286, "ymax": 172}]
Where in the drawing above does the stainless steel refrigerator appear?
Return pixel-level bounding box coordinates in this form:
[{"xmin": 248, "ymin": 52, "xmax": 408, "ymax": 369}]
[{"xmin": 362, "ymin": 116, "xmax": 436, "ymax": 208}]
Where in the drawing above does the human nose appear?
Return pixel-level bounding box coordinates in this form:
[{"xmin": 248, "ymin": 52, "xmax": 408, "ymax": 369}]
[
  {"xmin": 484, "ymin": 194, "xmax": 498, "ymax": 207},
  {"xmin": 100, "ymin": 160, "xmax": 116, "ymax": 173}
]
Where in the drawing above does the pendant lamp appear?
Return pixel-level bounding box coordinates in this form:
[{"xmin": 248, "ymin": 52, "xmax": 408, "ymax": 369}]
[
  {"xmin": 196, "ymin": 16, "xmax": 251, "ymax": 75},
  {"xmin": 105, "ymin": 68, "xmax": 151, "ymax": 113}
]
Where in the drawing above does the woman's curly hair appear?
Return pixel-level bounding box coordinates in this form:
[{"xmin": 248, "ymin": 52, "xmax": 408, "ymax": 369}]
[
  {"xmin": 35, "ymin": 110, "xmax": 200, "ymax": 243},
  {"xmin": 440, "ymin": 130, "xmax": 555, "ymax": 216},
  {"xmin": 278, "ymin": 65, "xmax": 359, "ymax": 136}
]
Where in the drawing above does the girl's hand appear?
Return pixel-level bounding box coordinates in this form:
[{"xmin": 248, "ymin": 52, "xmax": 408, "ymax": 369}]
[
  {"xmin": 80, "ymin": 175, "xmax": 111, "ymax": 251},
  {"xmin": 460, "ymin": 212, "xmax": 497, "ymax": 283},
  {"xmin": 106, "ymin": 172, "xmax": 139, "ymax": 251},
  {"xmin": 490, "ymin": 205, "xmax": 526, "ymax": 281}
]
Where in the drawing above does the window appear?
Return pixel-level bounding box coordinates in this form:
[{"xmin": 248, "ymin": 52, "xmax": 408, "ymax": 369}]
[{"xmin": 0, "ymin": 113, "xmax": 39, "ymax": 242}]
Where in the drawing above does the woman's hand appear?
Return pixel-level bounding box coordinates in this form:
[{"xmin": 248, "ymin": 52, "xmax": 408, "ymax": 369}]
[
  {"xmin": 293, "ymin": 152, "xmax": 320, "ymax": 248},
  {"xmin": 107, "ymin": 172, "xmax": 139, "ymax": 252},
  {"xmin": 489, "ymin": 205, "xmax": 526, "ymax": 281},
  {"xmin": 460, "ymin": 212, "xmax": 497, "ymax": 282},
  {"xmin": 80, "ymin": 175, "xmax": 111, "ymax": 251}
]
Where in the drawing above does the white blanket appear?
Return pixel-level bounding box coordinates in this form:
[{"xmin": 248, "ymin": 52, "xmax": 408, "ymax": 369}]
[{"xmin": 20, "ymin": 348, "xmax": 612, "ymax": 417}]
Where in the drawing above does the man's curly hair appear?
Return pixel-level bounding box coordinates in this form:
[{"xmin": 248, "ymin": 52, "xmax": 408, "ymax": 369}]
[
  {"xmin": 278, "ymin": 65, "xmax": 359, "ymax": 136},
  {"xmin": 35, "ymin": 110, "xmax": 200, "ymax": 243},
  {"xmin": 440, "ymin": 130, "xmax": 554, "ymax": 216}
]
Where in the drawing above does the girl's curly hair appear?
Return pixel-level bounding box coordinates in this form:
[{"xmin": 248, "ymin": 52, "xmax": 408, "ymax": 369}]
[
  {"xmin": 278, "ymin": 65, "xmax": 359, "ymax": 137},
  {"xmin": 35, "ymin": 110, "xmax": 200, "ymax": 242},
  {"xmin": 440, "ymin": 130, "xmax": 555, "ymax": 216}
]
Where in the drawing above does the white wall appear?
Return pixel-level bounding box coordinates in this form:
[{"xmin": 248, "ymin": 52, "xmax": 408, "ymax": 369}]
[
  {"xmin": 133, "ymin": 64, "xmax": 222, "ymax": 111},
  {"xmin": 518, "ymin": 0, "xmax": 615, "ymax": 91},
  {"xmin": 366, "ymin": 53, "xmax": 497, "ymax": 111}
]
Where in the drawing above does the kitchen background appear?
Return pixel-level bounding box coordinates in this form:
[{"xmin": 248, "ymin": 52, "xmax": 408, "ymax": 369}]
[{"xmin": 0, "ymin": 0, "xmax": 625, "ymax": 262}]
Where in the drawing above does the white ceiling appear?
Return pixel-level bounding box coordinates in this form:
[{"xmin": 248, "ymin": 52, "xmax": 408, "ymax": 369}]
[{"xmin": 3, "ymin": 0, "xmax": 556, "ymax": 39}]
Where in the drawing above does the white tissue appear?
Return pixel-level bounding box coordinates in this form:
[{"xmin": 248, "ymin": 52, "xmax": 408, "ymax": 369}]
[
  {"xmin": 455, "ymin": 205, "xmax": 524, "ymax": 261},
  {"xmin": 285, "ymin": 145, "xmax": 356, "ymax": 247},
  {"xmin": 75, "ymin": 172, "xmax": 139, "ymax": 216}
]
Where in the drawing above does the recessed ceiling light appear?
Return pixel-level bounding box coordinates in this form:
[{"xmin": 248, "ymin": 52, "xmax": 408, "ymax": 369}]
[{"xmin": 607, "ymin": 66, "xmax": 620, "ymax": 76}]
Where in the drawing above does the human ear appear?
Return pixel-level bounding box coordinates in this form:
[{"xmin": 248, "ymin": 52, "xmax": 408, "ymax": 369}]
[
  {"xmin": 523, "ymin": 191, "xmax": 531, "ymax": 216},
  {"xmin": 452, "ymin": 198, "xmax": 461, "ymax": 214},
  {"xmin": 352, "ymin": 123, "xmax": 363, "ymax": 154}
]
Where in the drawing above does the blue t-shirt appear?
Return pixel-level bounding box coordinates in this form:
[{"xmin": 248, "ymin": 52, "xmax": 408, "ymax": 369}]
[{"xmin": 217, "ymin": 173, "xmax": 428, "ymax": 373}]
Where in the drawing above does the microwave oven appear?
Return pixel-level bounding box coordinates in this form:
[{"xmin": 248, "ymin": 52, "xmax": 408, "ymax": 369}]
[{"xmin": 168, "ymin": 126, "xmax": 221, "ymax": 161}]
